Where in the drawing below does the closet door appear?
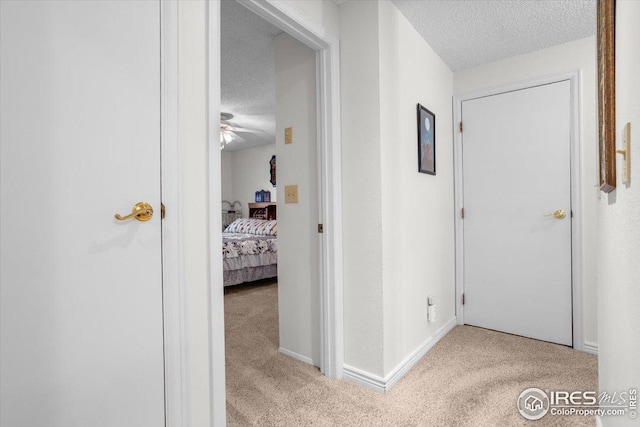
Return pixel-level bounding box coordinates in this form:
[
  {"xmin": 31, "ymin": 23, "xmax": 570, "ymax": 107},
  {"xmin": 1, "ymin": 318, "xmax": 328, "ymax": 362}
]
[
  {"xmin": 0, "ymin": 1, "xmax": 165, "ymax": 425},
  {"xmin": 462, "ymin": 81, "xmax": 573, "ymax": 346}
]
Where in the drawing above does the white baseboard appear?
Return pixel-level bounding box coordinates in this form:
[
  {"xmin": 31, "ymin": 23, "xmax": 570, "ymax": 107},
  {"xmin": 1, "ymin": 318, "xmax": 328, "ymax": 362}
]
[
  {"xmin": 384, "ymin": 317, "xmax": 457, "ymax": 391},
  {"xmin": 583, "ymin": 341, "xmax": 598, "ymax": 355},
  {"xmin": 341, "ymin": 364, "xmax": 386, "ymax": 393},
  {"xmin": 279, "ymin": 347, "xmax": 315, "ymax": 366},
  {"xmin": 595, "ymin": 415, "xmax": 603, "ymax": 427},
  {"xmin": 344, "ymin": 317, "xmax": 457, "ymax": 393}
]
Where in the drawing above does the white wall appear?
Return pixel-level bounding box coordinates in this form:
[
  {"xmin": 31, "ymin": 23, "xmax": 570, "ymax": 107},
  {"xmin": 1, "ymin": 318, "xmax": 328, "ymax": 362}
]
[
  {"xmin": 598, "ymin": 2, "xmax": 640, "ymax": 426},
  {"xmin": 454, "ymin": 36, "xmax": 599, "ymax": 349},
  {"xmin": 339, "ymin": 0, "xmax": 385, "ymax": 377},
  {"xmin": 339, "ymin": 0, "xmax": 456, "ymax": 380},
  {"xmin": 221, "ymin": 144, "xmax": 277, "ymax": 215},
  {"xmin": 378, "ymin": 0, "xmax": 455, "ymax": 375},
  {"xmin": 221, "ymin": 150, "xmax": 234, "ymax": 202},
  {"xmin": 286, "ymin": 0, "xmax": 339, "ymax": 38},
  {"xmin": 274, "ymin": 32, "xmax": 321, "ymax": 365}
]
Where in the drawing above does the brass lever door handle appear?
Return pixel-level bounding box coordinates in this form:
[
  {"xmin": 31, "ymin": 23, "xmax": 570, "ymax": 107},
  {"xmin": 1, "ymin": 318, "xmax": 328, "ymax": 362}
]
[
  {"xmin": 114, "ymin": 202, "xmax": 154, "ymax": 222},
  {"xmin": 544, "ymin": 209, "xmax": 566, "ymax": 220}
]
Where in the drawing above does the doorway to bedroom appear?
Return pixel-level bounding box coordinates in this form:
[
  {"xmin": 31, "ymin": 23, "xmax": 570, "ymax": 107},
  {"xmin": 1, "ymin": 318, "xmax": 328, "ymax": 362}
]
[{"xmin": 219, "ymin": 1, "xmax": 322, "ymax": 422}]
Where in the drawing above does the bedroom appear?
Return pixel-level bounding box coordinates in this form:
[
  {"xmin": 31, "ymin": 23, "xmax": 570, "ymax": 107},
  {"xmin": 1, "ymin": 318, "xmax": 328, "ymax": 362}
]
[{"xmin": 219, "ymin": 0, "xmax": 322, "ymax": 419}]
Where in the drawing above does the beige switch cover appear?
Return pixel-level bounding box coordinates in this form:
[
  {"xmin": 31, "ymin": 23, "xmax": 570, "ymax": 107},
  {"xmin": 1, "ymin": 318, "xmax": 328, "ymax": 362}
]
[
  {"xmin": 285, "ymin": 127, "xmax": 293, "ymax": 144},
  {"xmin": 285, "ymin": 185, "xmax": 299, "ymax": 203},
  {"xmin": 621, "ymin": 122, "xmax": 631, "ymax": 184}
]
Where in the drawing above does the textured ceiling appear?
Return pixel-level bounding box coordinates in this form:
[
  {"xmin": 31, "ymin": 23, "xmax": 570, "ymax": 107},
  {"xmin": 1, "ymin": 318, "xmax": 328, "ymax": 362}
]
[
  {"xmin": 391, "ymin": 0, "xmax": 596, "ymax": 71},
  {"xmin": 221, "ymin": 0, "xmax": 281, "ymax": 151},
  {"xmin": 221, "ymin": 0, "xmax": 596, "ymax": 150}
]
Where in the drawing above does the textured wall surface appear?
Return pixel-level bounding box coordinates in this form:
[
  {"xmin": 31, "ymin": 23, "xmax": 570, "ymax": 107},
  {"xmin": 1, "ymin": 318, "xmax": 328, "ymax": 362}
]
[
  {"xmin": 598, "ymin": 2, "xmax": 640, "ymax": 426},
  {"xmin": 287, "ymin": 0, "xmax": 340, "ymax": 38},
  {"xmin": 378, "ymin": 0, "xmax": 455, "ymax": 376},
  {"xmin": 339, "ymin": 0, "xmax": 386, "ymax": 377},
  {"xmin": 221, "ymin": 150, "xmax": 234, "ymax": 203},
  {"xmin": 274, "ymin": 32, "xmax": 320, "ymax": 366},
  {"xmin": 338, "ymin": 0, "xmax": 456, "ymax": 379},
  {"xmin": 222, "ymin": 144, "xmax": 277, "ymax": 213}
]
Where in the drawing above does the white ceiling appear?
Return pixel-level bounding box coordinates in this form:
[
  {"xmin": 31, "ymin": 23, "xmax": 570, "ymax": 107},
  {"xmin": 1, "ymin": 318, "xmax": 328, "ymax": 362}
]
[
  {"xmin": 391, "ymin": 0, "xmax": 596, "ymax": 71},
  {"xmin": 221, "ymin": 0, "xmax": 596, "ymax": 151},
  {"xmin": 221, "ymin": 0, "xmax": 281, "ymax": 151}
]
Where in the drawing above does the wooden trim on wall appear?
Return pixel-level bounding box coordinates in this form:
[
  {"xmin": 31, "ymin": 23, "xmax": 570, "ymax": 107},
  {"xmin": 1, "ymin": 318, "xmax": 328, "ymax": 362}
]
[{"xmin": 597, "ymin": 0, "xmax": 616, "ymax": 193}]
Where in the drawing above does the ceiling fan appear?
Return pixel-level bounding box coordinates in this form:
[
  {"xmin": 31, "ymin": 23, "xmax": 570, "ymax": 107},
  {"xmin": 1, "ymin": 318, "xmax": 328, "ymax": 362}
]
[{"xmin": 220, "ymin": 112, "xmax": 261, "ymax": 150}]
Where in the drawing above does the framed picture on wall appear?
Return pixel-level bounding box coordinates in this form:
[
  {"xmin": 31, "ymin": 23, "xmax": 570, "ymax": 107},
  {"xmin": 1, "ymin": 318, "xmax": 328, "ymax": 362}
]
[
  {"xmin": 417, "ymin": 103, "xmax": 436, "ymax": 175},
  {"xmin": 597, "ymin": 0, "xmax": 616, "ymax": 193},
  {"xmin": 269, "ymin": 155, "xmax": 276, "ymax": 187}
]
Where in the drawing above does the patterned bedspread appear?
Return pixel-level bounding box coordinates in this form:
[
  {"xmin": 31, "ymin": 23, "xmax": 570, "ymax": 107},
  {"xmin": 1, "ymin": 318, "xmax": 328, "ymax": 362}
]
[
  {"xmin": 222, "ymin": 228, "xmax": 278, "ymax": 286},
  {"xmin": 222, "ymin": 233, "xmax": 277, "ymax": 260}
]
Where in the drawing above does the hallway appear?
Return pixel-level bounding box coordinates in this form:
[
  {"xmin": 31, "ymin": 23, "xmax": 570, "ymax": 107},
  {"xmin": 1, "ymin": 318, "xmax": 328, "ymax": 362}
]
[{"xmin": 224, "ymin": 282, "xmax": 597, "ymax": 427}]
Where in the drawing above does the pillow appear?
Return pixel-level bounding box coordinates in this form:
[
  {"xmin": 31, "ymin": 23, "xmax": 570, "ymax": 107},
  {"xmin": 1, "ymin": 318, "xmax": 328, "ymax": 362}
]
[{"xmin": 224, "ymin": 218, "xmax": 277, "ymax": 236}]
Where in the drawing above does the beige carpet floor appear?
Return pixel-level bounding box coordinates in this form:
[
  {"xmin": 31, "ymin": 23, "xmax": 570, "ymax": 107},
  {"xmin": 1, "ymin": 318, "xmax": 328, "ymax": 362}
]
[{"xmin": 224, "ymin": 281, "xmax": 598, "ymax": 427}]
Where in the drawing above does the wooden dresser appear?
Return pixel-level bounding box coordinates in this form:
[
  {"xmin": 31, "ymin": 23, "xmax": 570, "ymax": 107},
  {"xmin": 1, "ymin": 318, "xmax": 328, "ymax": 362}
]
[{"xmin": 248, "ymin": 202, "xmax": 277, "ymax": 220}]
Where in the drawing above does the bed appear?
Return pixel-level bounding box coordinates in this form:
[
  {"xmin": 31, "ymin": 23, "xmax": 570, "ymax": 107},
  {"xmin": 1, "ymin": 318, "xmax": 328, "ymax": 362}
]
[
  {"xmin": 222, "ymin": 200, "xmax": 243, "ymax": 231},
  {"xmin": 222, "ymin": 218, "xmax": 278, "ymax": 287}
]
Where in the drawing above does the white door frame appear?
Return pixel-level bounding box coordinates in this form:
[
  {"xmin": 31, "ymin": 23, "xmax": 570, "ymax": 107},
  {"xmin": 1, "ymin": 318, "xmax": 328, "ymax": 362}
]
[
  {"xmin": 159, "ymin": 1, "xmax": 188, "ymax": 426},
  {"xmin": 207, "ymin": 0, "xmax": 344, "ymax": 425},
  {"xmin": 453, "ymin": 71, "xmax": 585, "ymax": 351}
]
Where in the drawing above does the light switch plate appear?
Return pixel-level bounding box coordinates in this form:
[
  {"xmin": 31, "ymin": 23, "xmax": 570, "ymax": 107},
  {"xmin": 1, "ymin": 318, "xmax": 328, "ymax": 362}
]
[
  {"xmin": 285, "ymin": 185, "xmax": 299, "ymax": 203},
  {"xmin": 622, "ymin": 122, "xmax": 631, "ymax": 185},
  {"xmin": 285, "ymin": 127, "xmax": 293, "ymax": 144}
]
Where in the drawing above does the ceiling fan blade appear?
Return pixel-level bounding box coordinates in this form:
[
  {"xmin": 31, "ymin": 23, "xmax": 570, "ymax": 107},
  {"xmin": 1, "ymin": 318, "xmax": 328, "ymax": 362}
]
[
  {"xmin": 226, "ymin": 125, "xmax": 263, "ymax": 135},
  {"xmin": 228, "ymin": 131, "xmax": 246, "ymax": 144}
]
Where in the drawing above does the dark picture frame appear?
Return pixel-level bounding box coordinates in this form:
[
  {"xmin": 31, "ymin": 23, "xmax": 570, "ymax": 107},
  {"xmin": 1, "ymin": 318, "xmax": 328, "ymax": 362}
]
[
  {"xmin": 269, "ymin": 155, "xmax": 276, "ymax": 187},
  {"xmin": 417, "ymin": 104, "xmax": 436, "ymax": 175},
  {"xmin": 597, "ymin": 0, "xmax": 616, "ymax": 193}
]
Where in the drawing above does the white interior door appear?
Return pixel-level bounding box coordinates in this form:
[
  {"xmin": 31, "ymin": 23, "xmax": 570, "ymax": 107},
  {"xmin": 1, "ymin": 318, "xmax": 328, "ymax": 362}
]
[
  {"xmin": 0, "ymin": 1, "xmax": 164, "ymax": 426},
  {"xmin": 462, "ymin": 81, "xmax": 572, "ymax": 346}
]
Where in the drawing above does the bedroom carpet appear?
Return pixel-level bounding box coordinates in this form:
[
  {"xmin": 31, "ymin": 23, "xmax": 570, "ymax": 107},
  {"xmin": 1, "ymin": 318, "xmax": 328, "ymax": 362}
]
[{"xmin": 224, "ymin": 282, "xmax": 598, "ymax": 427}]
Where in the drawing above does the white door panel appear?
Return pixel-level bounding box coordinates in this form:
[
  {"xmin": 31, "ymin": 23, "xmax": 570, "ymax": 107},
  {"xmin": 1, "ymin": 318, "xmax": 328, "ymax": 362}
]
[
  {"xmin": 462, "ymin": 81, "xmax": 572, "ymax": 346},
  {"xmin": 1, "ymin": 1, "xmax": 164, "ymax": 426}
]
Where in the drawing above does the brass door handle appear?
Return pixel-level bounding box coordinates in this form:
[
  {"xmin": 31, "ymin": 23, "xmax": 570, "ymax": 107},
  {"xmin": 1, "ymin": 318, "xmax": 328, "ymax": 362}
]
[
  {"xmin": 114, "ymin": 202, "xmax": 154, "ymax": 222},
  {"xmin": 544, "ymin": 209, "xmax": 566, "ymax": 220}
]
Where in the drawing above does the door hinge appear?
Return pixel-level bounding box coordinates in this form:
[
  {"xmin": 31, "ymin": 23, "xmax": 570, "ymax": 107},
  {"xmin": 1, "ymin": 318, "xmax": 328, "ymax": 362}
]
[
  {"xmin": 462, "ymin": 293, "xmax": 465, "ymax": 305},
  {"xmin": 318, "ymin": 224, "xmax": 323, "ymax": 233},
  {"xmin": 459, "ymin": 122, "xmax": 463, "ymax": 133},
  {"xmin": 461, "ymin": 208, "xmax": 465, "ymax": 219},
  {"xmin": 161, "ymin": 203, "xmax": 165, "ymax": 220}
]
